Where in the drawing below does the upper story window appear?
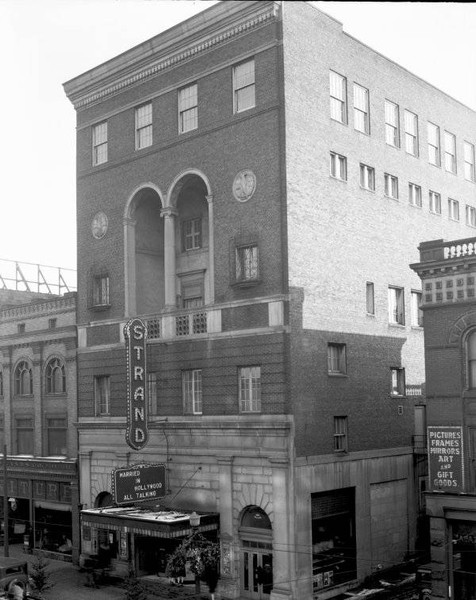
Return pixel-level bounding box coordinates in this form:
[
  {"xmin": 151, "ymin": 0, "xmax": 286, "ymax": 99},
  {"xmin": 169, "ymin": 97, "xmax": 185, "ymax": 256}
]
[
  {"xmin": 409, "ymin": 183, "xmax": 422, "ymax": 208},
  {"xmin": 444, "ymin": 131, "xmax": 457, "ymax": 174},
  {"xmin": 330, "ymin": 152, "xmax": 347, "ymax": 181},
  {"xmin": 404, "ymin": 110, "xmax": 418, "ymax": 156},
  {"xmin": 92, "ymin": 121, "xmax": 108, "ymax": 166},
  {"xmin": 15, "ymin": 417, "xmax": 34, "ymax": 455},
  {"xmin": 148, "ymin": 372, "xmax": 157, "ymax": 415},
  {"xmin": 360, "ymin": 164, "xmax": 375, "ymax": 191},
  {"xmin": 94, "ymin": 375, "xmax": 110, "ymax": 416},
  {"xmin": 236, "ymin": 243, "xmax": 259, "ymax": 283},
  {"xmin": 330, "ymin": 71, "xmax": 347, "ymax": 124},
  {"xmin": 17, "ymin": 323, "xmax": 25, "ymax": 334},
  {"xmin": 239, "ymin": 366, "xmax": 261, "ymax": 412},
  {"xmin": 334, "ymin": 416, "xmax": 348, "ymax": 452},
  {"xmin": 464, "ymin": 142, "xmax": 476, "ymax": 182},
  {"xmin": 366, "ymin": 282, "xmax": 375, "ymax": 315},
  {"xmin": 385, "ymin": 100, "xmax": 400, "ymax": 147},
  {"xmin": 353, "ymin": 83, "xmax": 369, "ymax": 134},
  {"xmin": 46, "ymin": 417, "xmax": 67, "ymax": 456},
  {"xmin": 182, "ymin": 217, "xmax": 202, "ymax": 251},
  {"xmin": 411, "ymin": 291, "xmax": 423, "ymax": 327},
  {"xmin": 135, "ymin": 103, "xmax": 153, "ymax": 149},
  {"xmin": 233, "ymin": 59, "xmax": 255, "ymax": 114},
  {"xmin": 0, "ymin": 370, "xmax": 3, "ymax": 396},
  {"xmin": 328, "ymin": 343, "xmax": 347, "ymax": 375},
  {"xmin": 448, "ymin": 198, "xmax": 460, "ymax": 221},
  {"xmin": 429, "ymin": 190, "xmax": 441, "ymax": 215},
  {"xmin": 15, "ymin": 360, "xmax": 33, "ymax": 396},
  {"xmin": 467, "ymin": 205, "xmax": 476, "ymax": 228},
  {"xmin": 468, "ymin": 330, "xmax": 476, "ymax": 388},
  {"xmin": 45, "ymin": 358, "xmax": 66, "ymax": 394},
  {"xmin": 390, "ymin": 368, "xmax": 405, "ymax": 396},
  {"xmin": 428, "ymin": 122, "xmax": 441, "ymax": 166},
  {"xmin": 384, "ymin": 173, "xmax": 399, "ymax": 199},
  {"xmin": 388, "ymin": 286, "xmax": 405, "ymax": 325},
  {"xmin": 182, "ymin": 369, "xmax": 202, "ymax": 415},
  {"xmin": 48, "ymin": 318, "xmax": 57, "ymax": 329},
  {"xmin": 178, "ymin": 84, "xmax": 198, "ymax": 133},
  {"xmin": 92, "ymin": 273, "xmax": 110, "ymax": 308}
]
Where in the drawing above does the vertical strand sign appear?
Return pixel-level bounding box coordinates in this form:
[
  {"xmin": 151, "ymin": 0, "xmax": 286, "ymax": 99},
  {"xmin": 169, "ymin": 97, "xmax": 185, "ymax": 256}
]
[{"xmin": 124, "ymin": 318, "xmax": 149, "ymax": 450}]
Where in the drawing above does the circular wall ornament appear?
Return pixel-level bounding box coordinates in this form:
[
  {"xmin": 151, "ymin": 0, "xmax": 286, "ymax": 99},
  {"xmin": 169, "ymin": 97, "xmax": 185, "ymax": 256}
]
[
  {"xmin": 91, "ymin": 211, "xmax": 108, "ymax": 239},
  {"xmin": 232, "ymin": 170, "xmax": 256, "ymax": 202}
]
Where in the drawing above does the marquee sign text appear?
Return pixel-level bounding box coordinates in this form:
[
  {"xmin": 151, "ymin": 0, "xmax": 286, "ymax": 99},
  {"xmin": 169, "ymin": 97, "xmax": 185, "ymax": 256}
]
[{"xmin": 112, "ymin": 463, "xmax": 166, "ymax": 505}]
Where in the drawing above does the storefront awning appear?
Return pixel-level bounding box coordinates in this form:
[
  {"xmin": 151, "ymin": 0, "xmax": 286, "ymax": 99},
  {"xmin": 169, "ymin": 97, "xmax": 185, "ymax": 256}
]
[{"xmin": 81, "ymin": 507, "xmax": 219, "ymax": 539}]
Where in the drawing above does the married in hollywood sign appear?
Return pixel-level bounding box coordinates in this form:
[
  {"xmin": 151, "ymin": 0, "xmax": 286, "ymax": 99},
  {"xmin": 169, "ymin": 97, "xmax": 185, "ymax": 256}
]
[
  {"xmin": 427, "ymin": 425, "xmax": 464, "ymax": 491},
  {"xmin": 124, "ymin": 318, "xmax": 149, "ymax": 451},
  {"xmin": 112, "ymin": 463, "xmax": 166, "ymax": 505}
]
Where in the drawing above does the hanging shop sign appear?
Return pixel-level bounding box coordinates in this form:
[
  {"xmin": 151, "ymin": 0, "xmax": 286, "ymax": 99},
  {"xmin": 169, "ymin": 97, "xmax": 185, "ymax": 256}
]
[
  {"xmin": 427, "ymin": 426, "xmax": 464, "ymax": 491},
  {"xmin": 124, "ymin": 318, "xmax": 149, "ymax": 451},
  {"xmin": 112, "ymin": 463, "xmax": 166, "ymax": 505}
]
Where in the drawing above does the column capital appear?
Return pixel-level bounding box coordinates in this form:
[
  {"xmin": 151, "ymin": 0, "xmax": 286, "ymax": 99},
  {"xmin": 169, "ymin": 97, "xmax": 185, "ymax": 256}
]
[
  {"xmin": 123, "ymin": 216, "xmax": 136, "ymax": 226},
  {"xmin": 160, "ymin": 206, "xmax": 179, "ymax": 219},
  {"xmin": 206, "ymin": 194, "xmax": 214, "ymax": 205}
]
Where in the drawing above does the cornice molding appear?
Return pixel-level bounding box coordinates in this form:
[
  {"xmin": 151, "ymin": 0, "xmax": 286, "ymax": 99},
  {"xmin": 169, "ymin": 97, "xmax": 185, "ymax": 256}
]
[{"xmin": 67, "ymin": 3, "xmax": 278, "ymax": 111}]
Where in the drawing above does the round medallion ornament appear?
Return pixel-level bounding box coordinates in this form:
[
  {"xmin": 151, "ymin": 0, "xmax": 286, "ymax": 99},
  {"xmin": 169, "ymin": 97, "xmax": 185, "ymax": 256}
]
[
  {"xmin": 91, "ymin": 211, "xmax": 108, "ymax": 239},
  {"xmin": 232, "ymin": 170, "xmax": 256, "ymax": 202}
]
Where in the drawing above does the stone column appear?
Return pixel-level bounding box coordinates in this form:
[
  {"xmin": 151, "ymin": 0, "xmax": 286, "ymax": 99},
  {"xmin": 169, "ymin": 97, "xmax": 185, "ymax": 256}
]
[
  {"xmin": 79, "ymin": 451, "xmax": 92, "ymax": 508},
  {"xmin": 218, "ymin": 456, "xmax": 238, "ymax": 597},
  {"xmin": 32, "ymin": 355, "xmax": 42, "ymax": 456},
  {"xmin": 270, "ymin": 458, "xmax": 293, "ymax": 600},
  {"xmin": 123, "ymin": 216, "xmax": 136, "ymax": 317},
  {"xmin": 206, "ymin": 194, "xmax": 215, "ymax": 304},
  {"xmin": 161, "ymin": 207, "xmax": 178, "ymax": 309}
]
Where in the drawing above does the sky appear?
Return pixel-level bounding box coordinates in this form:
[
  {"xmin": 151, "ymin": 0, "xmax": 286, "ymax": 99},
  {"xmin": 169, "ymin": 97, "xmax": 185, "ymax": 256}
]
[{"xmin": 1, "ymin": 0, "xmax": 475, "ymax": 276}]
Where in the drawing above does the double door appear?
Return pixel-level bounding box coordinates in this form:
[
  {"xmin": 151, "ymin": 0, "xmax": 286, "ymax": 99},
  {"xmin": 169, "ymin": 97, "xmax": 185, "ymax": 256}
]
[{"xmin": 242, "ymin": 548, "xmax": 273, "ymax": 599}]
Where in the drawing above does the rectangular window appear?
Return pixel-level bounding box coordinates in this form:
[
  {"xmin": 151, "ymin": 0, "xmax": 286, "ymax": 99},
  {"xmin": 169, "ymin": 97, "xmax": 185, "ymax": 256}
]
[
  {"xmin": 330, "ymin": 152, "xmax": 347, "ymax": 181},
  {"xmin": 388, "ymin": 286, "xmax": 405, "ymax": 325},
  {"xmin": 330, "ymin": 71, "xmax": 347, "ymax": 124},
  {"xmin": 47, "ymin": 417, "xmax": 67, "ymax": 456},
  {"xmin": 333, "ymin": 416, "xmax": 348, "ymax": 452},
  {"xmin": 178, "ymin": 84, "xmax": 198, "ymax": 133},
  {"xmin": 148, "ymin": 372, "xmax": 157, "ymax": 415},
  {"xmin": 182, "ymin": 369, "xmax": 202, "ymax": 415},
  {"xmin": 366, "ymin": 282, "xmax": 375, "ymax": 315},
  {"xmin": 385, "ymin": 100, "xmax": 399, "ymax": 147},
  {"xmin": 92, "ymin": 122, "xmax": 108, "ymax": 166},
  {"xmin": 0, "ymin": 371, "xmax": 3, "ymax": 396},
  {"xmin": 467, "ymin": 205, "xmax": 476, "ymax": 228},
  {"xmin": 48, "ymin": 318, "xmax": 57, "ymax": 329},
  {"xmin": 233, "ymin": 59, "xmax": 255, "ymax": 113},
  {"xmin": 182, "ymin": 218, "xmax": 202, "ymax": 251},
  {"xmin": 135, "ymin": 103, "xmax": 152, "ymax": 149},
  {"xmin": 404, "ymin": 110, "xmax": 418, "ymax": 156},
  {"xmin": 360, "ymin": 164, "xmax": 375, "ymax": 191},
  {"xmin": 384, "ymin": 173, "xmax": 399, "ymax": 199},
  {"xmin": 239, "ymin": 366, "xmax": 261, "ymax": 412},
  {"xmin": 409, "ymin": 183, "xmax": 422, "ymax": 207},
  {"xmin": 17, "ymin": 323, "xmax": 25, "ymax": 334},
  {"xmin": 411, "ymin": 291, "xmax": 423, "ymax": 327},
  {"xmin": 390, "ymin": 368, "xmax": 405, "ymax": 396},
  {"xmin": 236, "ymin": 244, "xmax": 259, "ymax": 282},
  {"xmin": 429, "ymin": 190, "xmax": 441, "ymax": 215},
  {"xmin": 16, "ymin": 418, "xmax": 34, "ymax": 455},
  {"xmin": 448, "ymin": 198, "xmax": 460, "ymax": 221},
  {"xmin": 92, "ymin": 274, "xmax": 110, "ymax": 307},
  {"xmin": 428, "ymin": 122, "xmax": 441, "ymax": 166},
  {"xmin": 444, "ymin": 131, "xmax": 457, "ymax": 173},
  {"xmin": 327, "ymin": 343, "xmax": 347, "ymax": 375},
  {"xmin": 94, "ymin": 376, "xmax": 110, "ymax": 416},
  {"xmin": 464, "ymin": 141, "xmax": 476, "ymax": 182},
  {"xmin": 353, "ymin": 83, "xmax": 369, "ymax": 134}
]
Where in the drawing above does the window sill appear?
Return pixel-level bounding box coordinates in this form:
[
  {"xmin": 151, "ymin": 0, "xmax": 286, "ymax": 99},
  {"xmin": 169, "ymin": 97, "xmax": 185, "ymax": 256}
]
[
  {"xmin": 360, "ymin": 186, "xmax": 375, "ymax": 193},
  {"xmin": 232, "ymin": 279, "xmax": 261, "ymax": 289},
  {"xmin": 330, "ymin": 175, "xmax": 347, "ymax": 183},
  {"xmin": 411, "ymin": 325, "xmax": 423, "ymax": 331},
  {"xmin": 330, "ymin": 117, "xmax": 348, "ymax": 126},
  {"xmin": 366, "ymin": 313, "xmax": 376, "ymax": 318},
  {"xmin": 388, "ymin": 322, "xmax": 405, "ymax": 329},
  {"xmin": 409, "ymin": 203, "xmax": 422, "ymax": 209},
  {"xmin": 328, "ymin": 372, "xmax": 348, "ymax": 378},
  {"xmin": 45, "ymin": 393, "xmax": 67, "ymax": 398},
  {"xmin": 90, "ymin": 303, "xmax": 111, "ymax": 312},
  {"xmin": 429, "ymin": 211, "xmax": 442, "ymax": 217},
  {"xmin": 390, "ymin": 394, "xmax": 406, "ymax": 399},
  {"xmin": 384, "ymin": 195, "xmax": 399, "ymax": 202}
]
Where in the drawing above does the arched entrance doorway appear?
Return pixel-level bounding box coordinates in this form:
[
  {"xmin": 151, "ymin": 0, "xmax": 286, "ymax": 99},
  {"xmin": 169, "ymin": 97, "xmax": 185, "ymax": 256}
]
[{"xmin": 239, "ymin": 506, "xmax": 273, "ymax": 599}]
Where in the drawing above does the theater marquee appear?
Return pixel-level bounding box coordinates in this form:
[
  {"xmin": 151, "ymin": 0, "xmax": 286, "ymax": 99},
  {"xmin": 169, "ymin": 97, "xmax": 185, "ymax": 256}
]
[{"xmin": 124, "ymin": 318, "xmax": 149, "ymax": 451}]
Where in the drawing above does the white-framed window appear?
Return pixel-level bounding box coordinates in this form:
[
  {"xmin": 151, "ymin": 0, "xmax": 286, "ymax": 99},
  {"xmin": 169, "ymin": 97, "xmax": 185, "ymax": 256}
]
[
  {"xmin": 92, "ymin": 274, "xmax": 110, "ymax": 307},
  {"xmin": 385, "ymin": 100, "xmax": 399, "ymax": 147},
  {"xmin": 429, "ymin": 190, "xmax": 441, "ymax": 215},
  {"xmin": 233, "ymin": 59, "xmax": 255, "ymax": 113},
  {"xmin": 92, "ymin": 121, "xmax": 108, "ymax": 166},
  {"xmin": 330, "ymin": 152, "xmax": 347, "ymax": 181},
  {"xmin": 178, "ymin": 84, "xmax": 198, "ymax": 133},
  {"xmin": 444, "ymin": 131, "xmax": 457, "ymax": 173},
  {"xmin": 327, "ymin": 343, "xmax": 347, "ymax": 375},
  {"xmin": 408, "ymin": 183, "xmax": 422, "ymax": 207},
  {"xmin": 360, "ymin": 164, "xmax": 375, "ymax": 191},
  {"xmin": 384, "ymin": 173, "xmax": 399, "ymax": 199},
  {"xmin": 94, "ymin": 375, "xmax": 110, "ymax": 416},
  {"xmin": 467, "ymin": 205, "xmax": 476, "ymax": 228},
  {"xmin": 464, "ymin": 141, "xmax": 476, "ymax": 182},
  {"xmin": 330, "ymin": 71, "xmax": 347, "ymax": 124},
  {"xmin": 404, "ymin": 110, "xmax": 418, "ymax": 156},
  {"xmin": 366, "ymin": 282, "xmax": 375, "ymax": 315},
  {"xmin": 46, "ymin": 417, "xmax": 67, "ymax": 456},
  {"xmin": 239, "ymin": 366, "xmax": 261, "ymax": 412},
  {"xmin": 428, "ymin": 122, "xmax": 441, "ymax": 166},
  {"xmin": 135, "ymin": 103, "xmax": 152, "ymax": 149},
  {"xmin": 411, "ymin": 291, "xmax": 423, "ymax": 327},
  {"xmin": 467, "ymin": 330, "xmax": 476, "ymax": 388},
  {"xmin": 333, "ymin": 416, "xmax": 348, "ymax": 452},
  {"xmin": 45, "ymin": 358, "xmax": 66, "ymax": 394},
  {"xmin": 353, "ymin": 83, "xmax": 369, "ymax": 134},
  {"xmin": 236, "ymin": 244, "xmax": 259, "ymax": 282},
  {"xmin": 390, "ymin": 368, "xmax": 405, "ymax": 396},
  {"xmin": 448, "ymin": 198, "xmax": 460, "ymax": 221},
  {"xmin": 182, "ymin": 369, "xmax": 202, "ymax": 415},
  {"xmin": 388, "ymin": 286, "xmax": 405, "ymax": 325},
  {"xmin": 182, "ymin": 217, "xmax": 202, "ymax": 251}
]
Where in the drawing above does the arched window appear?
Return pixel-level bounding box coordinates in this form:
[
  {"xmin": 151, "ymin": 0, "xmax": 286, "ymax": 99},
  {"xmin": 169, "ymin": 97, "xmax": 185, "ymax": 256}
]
[
  {"xmin": 468, "ymin": 331, "xmax": 476, "ymax": 388},
  {"xmin": 14, "ymin": 361, "xmax": 32, "ymax": 396},
  {"xmin": 95, "ymin": 492, "xmax": 113, "ymax": 508},
  {"xmin": 46, "ymin": 358, "xmax": 66, "ymax": 394}
]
